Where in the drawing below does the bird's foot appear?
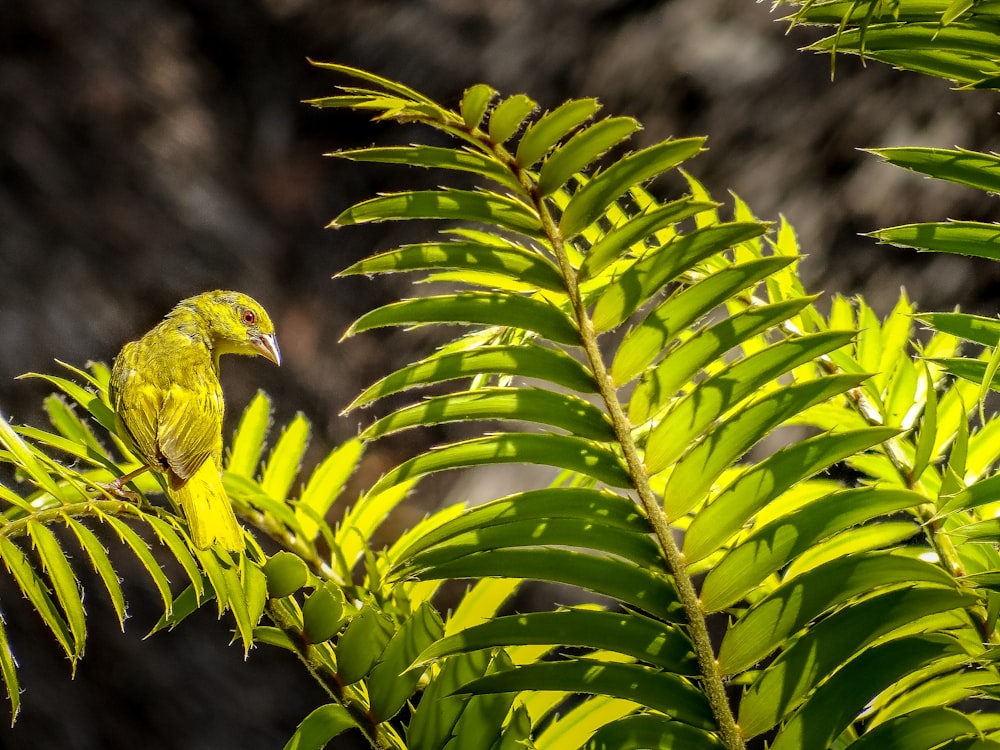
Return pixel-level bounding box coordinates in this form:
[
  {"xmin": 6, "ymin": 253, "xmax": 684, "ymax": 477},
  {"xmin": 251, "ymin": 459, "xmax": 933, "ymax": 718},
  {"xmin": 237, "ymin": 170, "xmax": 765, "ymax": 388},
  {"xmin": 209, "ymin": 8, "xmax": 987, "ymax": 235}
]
[{"xmin": 99, "ymin": 479, "xmax": 141, "ymax": 503}]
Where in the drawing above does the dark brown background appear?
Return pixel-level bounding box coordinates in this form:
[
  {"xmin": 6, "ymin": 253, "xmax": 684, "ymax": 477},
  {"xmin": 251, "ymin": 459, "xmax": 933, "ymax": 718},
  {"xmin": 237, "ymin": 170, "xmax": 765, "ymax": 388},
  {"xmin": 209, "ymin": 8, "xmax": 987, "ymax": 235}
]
[{"xmin": 2, "ymin": 1, "xmax": 999, "ymax": 747}]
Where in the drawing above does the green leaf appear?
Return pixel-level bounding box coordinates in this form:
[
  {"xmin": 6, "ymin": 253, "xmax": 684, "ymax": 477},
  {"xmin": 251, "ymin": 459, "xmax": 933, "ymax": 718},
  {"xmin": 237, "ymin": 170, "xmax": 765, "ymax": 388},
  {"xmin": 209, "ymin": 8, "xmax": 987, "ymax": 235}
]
[
  {"xmin": 488, "ymin": 94, "xmax": 536, "ymax": 144},
  {"xmin": 931, "ymin": 357, "xmax": 1000, "ymax": 391},
  {"xmin": 261, "ymin": 413, "xmax": 310, "ymax": 504},
  {"xmin": 339, "ymin": 240, "xmax": 566, "ymax": 292},
  {"xmin": 699, "ymin": 484, "xmax": 920, "ymax": 610},
  {"xmin": 461, "ymin": 83, "xmax": 496, "ymax": 129},
  {"xmin": 457, "ymin": 661, "xmax": 714, "ymax": 730},
  {"xmin": 0, "ymin": 415, "xmax": 64, "ymax": 500},
  {"xmin": 628, "ymin": 296, "xmax": 817, "ymax": 424},
  {"xmin": 439, "ymin": 651, "xmax": 517, "ymax": 750},
  {"xmin": 646, "ymin": 331, "xmax": 857, "ymax": 473},
  {"xmin": 368, "ymin": 602, "xmax": 445, "ymax": 722},
  {"xmin": 282, "ymin": 704, "xmax": 357, "ymax": 750},
  {"xmin": 660, "ymin": 374, "xmax": 870, "ymax": 517},
  {"xmin": 583, "ymin": 713, "xmax": 725, "ymax": 750},
  {"xmin": 219, "ymin": 559, "xmax": 256, "ymax": 656},
  {"xmin": 309, "ymin": 61, "xmax": 439, "ymax": 106},
  {"xmin": 65, "ymin": 518, "xmax": 127, "ymax": 630},
  {"xmin": 419, "ymin": 609, "xmax": 696, "ymax": 674},
  {"xmin": 560, "ymin": 137, "xmax": 706, "ymax": 239},
  {"xmin": 911, "ymin": 361, "xmax": 938, "ymax": 482},
  {"xmin": 393, "ymin": 487, "xmax": 647, "ymax": 564},
  {"xmin": 226, "ymin": 391, "xmax": 272, "ymax": 479},
  {"xmin": 43, "ymin": 394, "xmax": 106, "ymax": 457},
  {"xmin": 335, "ymin": 145, "xmax": 518, "ymax": 191},
  {"xmin": 345, "ymin": 344, "xmax": 597, "ymax": 411},
  {"xmin": 0, "ymin": 536, "xmax": 73, "ymax": 659},
  {"xmin": 0, "ymin": 615, "xmax": 19, "ymax": 725},
  {"xmin": 591, "ymin": 222, "xmax": 768, "ymax": 329},
  {"xmin": 360, "ymin": 387, "xmax": 615, "ymax": 441},
  {"xmin": 404, "ymin": 547, "xmax": 681, "ymax": 622},
  {"xmin": 611, "ymin": 256, "xmax": 795, "ymax": 384},
  {"xmin": 917, "ymin": 312, "xmax": 1000, "ymax": 346},
  {"xmin": 686, "ymin": 429, "xmax": 900, "ymax": 571},
  {"xmin": 344, "ymin": 292, "xmax": 580, "ymax": 346},
  {"xmin": 583, "ymin": 197, "xmax": 720, "ymax": 283},
  {"xmin": 738, "ymin": 586, "xmax": 976, "ymax": 738},
  {"xmin": 335, "ymin": 477, "xmax": 418, "ymax": 575},
  {"xmin": 336, "ymin": 605, "xmax": 395, "ymax": 684},
  {"xmin": 717, "ymin": 551, "xmax": 959, "ymax": 675},
  {"xmin": 399, "ymin": 516, "xmax": 663, "ymax": 575},
  {"xmin": 769, "ymin": 635, "xmax": 965, "ymax": 750},
  {"xmin": 938, "ymin": 472, "xmax": 1000, "ymax": 515},
  {"xmin": 848, "ymin": 706, "xmax": 980, "ymax": 750},
  {"xmin": 331, "ymin": 189, "xmax": 542, "ymax": 237},
  {"xmin": 516, "ymin": 98, "xmax": 601, "ymax": 168},
  {"xmin": 868, "ymin": 146, "xmax": 1000, "ymax": 194},
  {"xmin": 407, "ymin": 650, "xmax": 501, "ymax": 750},
  {"xmin": 871, "ymin": 221, "xmax": 1000, "ymax": 261},
  {"xmin": 537, "ymin": 116, "xmax": 639, "ymax": 195},
  {"xmin": 27, "ymin": 521, "xmax": 86, "ymax": 658},
  {"xmin": 366, "ymin": 433, "xmax": 630, "ymax": 497},
  {"xmin": 144, "ymin": 515, "xmax": 206, "ymax": 600},
  {"xmin": 296, "ymin": 437, "xmax": 362, "ymax": 541},
  {"xmin": 99, "ymin": 513, "xmax": 174, "ymax": 617}
]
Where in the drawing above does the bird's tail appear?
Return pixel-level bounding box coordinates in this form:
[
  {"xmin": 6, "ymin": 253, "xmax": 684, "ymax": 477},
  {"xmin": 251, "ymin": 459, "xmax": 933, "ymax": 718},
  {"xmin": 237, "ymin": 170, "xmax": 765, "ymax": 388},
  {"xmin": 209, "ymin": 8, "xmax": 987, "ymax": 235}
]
[{"xmin": 171, "ymin": 460, "xmax": 246, "ymax": 553}]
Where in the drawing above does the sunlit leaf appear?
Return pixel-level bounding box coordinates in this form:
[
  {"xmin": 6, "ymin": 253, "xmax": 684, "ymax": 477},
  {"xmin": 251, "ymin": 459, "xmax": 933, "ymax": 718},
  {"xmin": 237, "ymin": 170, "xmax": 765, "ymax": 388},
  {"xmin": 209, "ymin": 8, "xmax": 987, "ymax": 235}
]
[{"xmin": 344, "ymin": 292, "xmax": 580, "ymax": 346}]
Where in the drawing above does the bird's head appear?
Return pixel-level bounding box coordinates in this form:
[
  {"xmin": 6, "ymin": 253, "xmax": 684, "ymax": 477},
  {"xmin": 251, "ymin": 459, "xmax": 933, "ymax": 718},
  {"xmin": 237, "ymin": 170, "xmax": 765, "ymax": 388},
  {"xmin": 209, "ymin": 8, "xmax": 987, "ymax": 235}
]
[{"xmin": 183, "ymin": 290, "xmax": 281, "ymax": 366}]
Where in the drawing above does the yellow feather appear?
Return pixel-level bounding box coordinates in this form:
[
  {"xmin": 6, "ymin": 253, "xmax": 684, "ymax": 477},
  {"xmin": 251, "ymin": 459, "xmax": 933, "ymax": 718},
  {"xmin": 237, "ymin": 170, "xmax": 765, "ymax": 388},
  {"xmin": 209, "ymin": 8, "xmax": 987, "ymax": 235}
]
[{"xmin": 173, "ymin": 459, "xmax": 245, "ymax": 552}]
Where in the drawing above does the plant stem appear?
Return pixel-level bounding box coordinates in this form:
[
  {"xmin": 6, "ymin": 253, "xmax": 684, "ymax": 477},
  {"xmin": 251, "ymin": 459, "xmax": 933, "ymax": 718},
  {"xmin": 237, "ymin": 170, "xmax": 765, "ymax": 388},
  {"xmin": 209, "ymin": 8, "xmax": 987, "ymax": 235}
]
[{"xmin": 525, "ymin": 183, "xmax": 745, "ymax": 749}]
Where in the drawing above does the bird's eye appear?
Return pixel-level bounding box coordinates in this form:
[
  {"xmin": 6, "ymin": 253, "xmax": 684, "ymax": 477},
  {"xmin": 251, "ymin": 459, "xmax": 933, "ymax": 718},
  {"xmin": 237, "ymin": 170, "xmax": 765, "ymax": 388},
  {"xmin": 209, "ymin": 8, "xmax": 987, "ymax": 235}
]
[{"xmin": 241, "ymin": 309, "xmax": 257, "ymax": 326}]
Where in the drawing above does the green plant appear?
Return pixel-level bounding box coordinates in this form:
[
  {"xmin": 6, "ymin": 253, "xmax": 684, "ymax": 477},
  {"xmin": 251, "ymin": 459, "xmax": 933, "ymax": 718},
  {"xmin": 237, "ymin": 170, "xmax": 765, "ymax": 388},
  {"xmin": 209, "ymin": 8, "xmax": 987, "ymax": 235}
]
[{"xmin": 3, "ymin": 3, "xmax": 1000, "ymax": 748}]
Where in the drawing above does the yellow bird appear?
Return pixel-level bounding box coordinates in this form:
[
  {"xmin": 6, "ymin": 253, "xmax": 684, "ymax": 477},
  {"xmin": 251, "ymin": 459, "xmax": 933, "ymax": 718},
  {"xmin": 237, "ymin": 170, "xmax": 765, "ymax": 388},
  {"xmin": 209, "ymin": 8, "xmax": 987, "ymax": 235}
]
[{"xmin": 108, "ymin": 290, "xmax": 280, "ymax": 552}]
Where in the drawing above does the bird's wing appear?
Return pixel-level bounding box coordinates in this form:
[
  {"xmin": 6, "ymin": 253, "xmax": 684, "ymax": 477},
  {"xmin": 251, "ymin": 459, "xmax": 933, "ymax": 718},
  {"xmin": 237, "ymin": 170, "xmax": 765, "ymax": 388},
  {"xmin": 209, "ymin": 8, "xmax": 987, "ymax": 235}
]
[
  {"xmin": 157, "ymin": 382, "xmax": 224, "ymax": 485},
  {"xmin": 110, "ymin": 344, "xmax": 162, "ymax": 467}
]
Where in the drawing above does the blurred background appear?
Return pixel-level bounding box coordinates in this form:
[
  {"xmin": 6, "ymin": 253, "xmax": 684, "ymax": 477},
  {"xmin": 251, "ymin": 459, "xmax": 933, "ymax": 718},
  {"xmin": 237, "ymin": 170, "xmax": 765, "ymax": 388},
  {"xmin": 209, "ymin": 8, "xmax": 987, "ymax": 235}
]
[{"xmin": 1, "ymin": 0, "xmax": 1000, "ymax": 747}]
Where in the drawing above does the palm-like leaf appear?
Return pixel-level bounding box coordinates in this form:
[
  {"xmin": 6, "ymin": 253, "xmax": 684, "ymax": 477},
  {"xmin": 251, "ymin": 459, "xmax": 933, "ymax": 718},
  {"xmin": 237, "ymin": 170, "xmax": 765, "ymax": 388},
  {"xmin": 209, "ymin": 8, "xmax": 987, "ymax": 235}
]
[{"xmin": 306, "ymin": 62, "xmax": 1000, "ymax": 750}]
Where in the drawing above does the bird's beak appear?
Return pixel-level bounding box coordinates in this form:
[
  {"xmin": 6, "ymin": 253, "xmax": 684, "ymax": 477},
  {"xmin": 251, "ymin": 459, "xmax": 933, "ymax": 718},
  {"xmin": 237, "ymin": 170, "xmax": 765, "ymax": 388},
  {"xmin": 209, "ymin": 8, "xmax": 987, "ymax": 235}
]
[{"xmin": 251, "ymin": 332, "xmax": 281, "ymax": 366}]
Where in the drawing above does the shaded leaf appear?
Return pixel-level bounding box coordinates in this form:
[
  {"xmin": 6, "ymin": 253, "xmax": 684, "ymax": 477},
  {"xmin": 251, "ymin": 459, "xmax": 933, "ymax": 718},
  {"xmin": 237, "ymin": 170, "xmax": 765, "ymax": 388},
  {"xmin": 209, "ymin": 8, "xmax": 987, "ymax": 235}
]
[
  {"xmin": 368, "ymin": 602, "xmax": 445, "ymax": 722},
  {"xmin": 583, "ymin": 713, "xmax": 724, "ymax": 750},
  {"xmin": 718, "ymin": 551, "xmax": 959, "ymax": 675},
  {"xmin": 457, "ymin": 661, "xmax": 714, "ymax": 730},
  {"xmin": 770, "ymin": 635, "xmax": 965, "ymax": 750},
  {"xmin": 419, "ymin": 609, "xmax": 696, "ymax": 674},
  {"xmin": 738, "ymin": 586, "xmax": 977, "ymax": 738},
  {"xmin": 282, "ymin": 704, "xmax": 357, "ymax": 750},
  {"xmin": 403, "ymin": 547, "xmax": 681, "ymax": 622}
]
